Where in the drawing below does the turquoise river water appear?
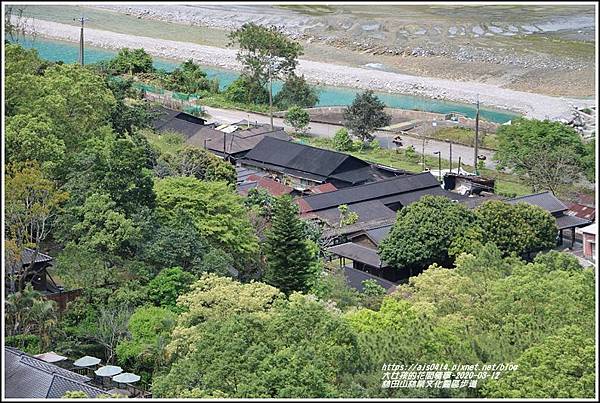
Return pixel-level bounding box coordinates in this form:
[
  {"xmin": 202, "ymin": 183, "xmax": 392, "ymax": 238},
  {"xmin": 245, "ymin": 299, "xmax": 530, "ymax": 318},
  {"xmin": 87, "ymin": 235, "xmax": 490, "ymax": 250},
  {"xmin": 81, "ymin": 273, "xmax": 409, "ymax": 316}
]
[{"xmin": 19, "ymin": 37, "xmax": 518, "ymax": 123}]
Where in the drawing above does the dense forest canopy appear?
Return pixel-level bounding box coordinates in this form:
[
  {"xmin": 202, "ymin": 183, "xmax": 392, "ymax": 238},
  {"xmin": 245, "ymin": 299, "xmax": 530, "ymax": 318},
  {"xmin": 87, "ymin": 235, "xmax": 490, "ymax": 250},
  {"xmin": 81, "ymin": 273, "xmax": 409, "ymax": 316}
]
[{"xmin": 3, "ymin": 42, "xmax": 596, "ymax": 399}]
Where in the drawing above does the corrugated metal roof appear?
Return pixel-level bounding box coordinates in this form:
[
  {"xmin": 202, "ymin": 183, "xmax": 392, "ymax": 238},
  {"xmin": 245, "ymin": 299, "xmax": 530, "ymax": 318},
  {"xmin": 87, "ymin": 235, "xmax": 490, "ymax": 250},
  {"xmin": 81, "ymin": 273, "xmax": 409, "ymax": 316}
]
[{"xmin": 566, "ymin": 203, "xmax": 596, "ymax": 221}]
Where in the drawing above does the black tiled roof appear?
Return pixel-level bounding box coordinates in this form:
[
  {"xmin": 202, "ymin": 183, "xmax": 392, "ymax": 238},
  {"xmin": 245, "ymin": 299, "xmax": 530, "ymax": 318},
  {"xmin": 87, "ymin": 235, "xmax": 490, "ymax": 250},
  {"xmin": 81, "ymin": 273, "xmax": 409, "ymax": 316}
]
[
  {"xmin": 364, "ymin": 225, "xmax": 393, "ymax": 245},
  {"xmin": 342, "ymin": 265, "xmax": 397, "ymax": 293},
  {"xmin": 313, "ymin": 200, "xmax": 396, "ymax": 227},
  {"xmin": 4, "ymin": 347, "xmax": 105, "ymax": 398},
  {"xmin": 187, "ymin": 127, "xmax": 290, "ymax": 156},
  {"xmin": 152, "ymin": 106, "xmax": 207, "ymax": 139},
  {"xmin": 243, "ymin": 137, "xmax": 370, "ymax": 179},
  {"xmin": 300, "ymin": 172, "xmax": 441, "ymax": 212},
  {"xmin": 508, "ymin": 191, "xmax": 568, "ymax": 214}
]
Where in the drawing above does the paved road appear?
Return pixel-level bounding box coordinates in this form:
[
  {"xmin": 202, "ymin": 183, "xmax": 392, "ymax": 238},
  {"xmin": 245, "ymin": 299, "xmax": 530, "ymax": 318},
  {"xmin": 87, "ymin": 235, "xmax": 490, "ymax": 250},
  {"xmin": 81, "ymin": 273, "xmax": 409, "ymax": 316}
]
[{"xmin": 203, "ymin": 106, "xmax": 496, "ymax": 169}]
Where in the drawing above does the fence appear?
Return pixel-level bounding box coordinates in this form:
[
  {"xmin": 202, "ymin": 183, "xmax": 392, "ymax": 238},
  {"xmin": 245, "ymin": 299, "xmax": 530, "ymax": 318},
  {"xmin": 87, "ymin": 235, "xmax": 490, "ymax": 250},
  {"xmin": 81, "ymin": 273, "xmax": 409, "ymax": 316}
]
[{"xmin": 132, "ymin": 82, "xmax": 204, "ymax": 117}]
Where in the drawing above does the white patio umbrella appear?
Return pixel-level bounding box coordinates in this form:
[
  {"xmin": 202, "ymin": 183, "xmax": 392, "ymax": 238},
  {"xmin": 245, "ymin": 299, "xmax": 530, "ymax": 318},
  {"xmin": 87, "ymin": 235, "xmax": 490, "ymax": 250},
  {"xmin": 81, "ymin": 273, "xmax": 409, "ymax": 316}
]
[
  {"xmin": 95, "ymin": 365, "xmax": 123, "ymax": 377},
  {"xmin": 34, "ymin": 352, "xmax": 67, "ymax": 363},
  {"xmin": 112, "ymin": 373, "xmax": 141, "ymax": 384},
  {"xmin": 73, "ymin": 356, "xmax": 101, "ymax": 367}
]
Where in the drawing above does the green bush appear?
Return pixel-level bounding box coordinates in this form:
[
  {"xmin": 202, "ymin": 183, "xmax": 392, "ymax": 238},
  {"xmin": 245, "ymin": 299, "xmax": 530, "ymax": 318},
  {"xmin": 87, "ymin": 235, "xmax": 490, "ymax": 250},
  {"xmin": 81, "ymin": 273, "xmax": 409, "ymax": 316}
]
[
  {"xmin": 224, "ymin": 74, "xmax": 269, "ymax": 105},
  {"xmin": 333, "ymin": 128, "xmax": 353, "ymax": 151},
  {"xmin": 274, "ymin": 74, "xmax": 319, "ymax": 110},
  {"xmin": 5, "ymin": 334, "xmax": 42, "ymax": 355}
]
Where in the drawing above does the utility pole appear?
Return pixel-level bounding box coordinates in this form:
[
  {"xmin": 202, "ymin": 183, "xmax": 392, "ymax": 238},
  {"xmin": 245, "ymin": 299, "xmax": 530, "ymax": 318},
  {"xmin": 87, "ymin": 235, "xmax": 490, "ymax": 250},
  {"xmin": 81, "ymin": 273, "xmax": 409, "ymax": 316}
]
[
  {"xmin": 73, "ymin": 15, "xmax": 89, "ymax": 66},
  {"xmin": 421, "ymin": 137, "xmax": 426, "ymax": 171},
  {"xmin": 474, "ymin": 94, "xmax": 480, "ymax": 175},
  {"xmin": 433, "ymin": 151, "xmax": 441, "ymax": 181},
  {"xmin": 447, "ymin": 139, "xmax": 453, "ymax": 173},
  {"xmin": 268, "ymin": 55, "xmax": 274, "ymax": 130}
]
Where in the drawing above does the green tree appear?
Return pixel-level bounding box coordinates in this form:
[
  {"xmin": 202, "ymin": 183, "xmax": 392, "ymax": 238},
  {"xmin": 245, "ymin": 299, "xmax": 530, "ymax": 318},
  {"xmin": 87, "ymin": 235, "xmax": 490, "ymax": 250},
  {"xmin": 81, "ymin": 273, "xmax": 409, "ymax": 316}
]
[
  {"xmin": 140, "ymin": 220, "xmax": 208, "ymax": 275},
  {"xmin": 451, "ymin": 200, "xmax": 557, "ymax": 257},
  {"xmin": 228, "ymin": 23, "xmax": 303, "ymax": 89},
  {"xmin": 154, "ymin": 294, "xmax": 360, "ymax": 398},
  {"xmin": 344, "ymin": 90, "xmax": 391, "ymax": 143},
  {"xmin": 167, "ymin": 273, "xmax": 283, "ymax": 358},
  {"xmin": 165, "ymin": 59, "xmax": 219, "ymax": 94},
  {"xmin": 4, "ymin": 163, "xmax": 69, "ymax": 292},
  {"xmin": 116, "ymin": 306, "xmax": 176, "ymax": 381},
  {"xmin": 5, "ymin": 285, "xmax": 58, "ymax": 350},
  {"xmin": 263, "ymin": 196, "xmax": 317, "ymax": 294},
  {"xmin": 333, "ymin": 128, "xmax": 353, "ymax": 151},
  {"xmin": 159, "ymin": 146, "xmax": 236, "ymax": 184},
  {"xmin": 63, "ymin": 133, "xmax": 156, "ymax": 215},
  {"xmin": 495, "ymin": 118, "xmax": 587, "ymax": 195},
  {"xmin": 482, "ymin": 326, "xmax": 595, "ymax": 398},
  {"xmin": 147, "ymin": 267, "xmax": 196, "ymax": 309},
  {"xmin": 224, "ymin": 74, "xmax": 269, "ymax": 105},
  {"xmin": 581, "ymin": 138, "xmax": 595, "ymax": 182},
  {"xmin": 284, "ymin": 106, "xmax": 310, "ymax": 134},
  {"xmin": 379, "ymin": 195, "xmax": 476, "ymax": 271},
  {"xmin": 109, "ymin": 48, "xmax": 154, "ymax": 75},
  {"xmin": 67, "ymin": 193, "xmax": 142, "ymax": 258},
  {"xmin": 5, "ymin": 113, "xmax": 66, "ymax": 170},
  {"xmin": 35, "ymin": 64, "xmax": 116, "ymax": 147},
  {"xmin": 154, "ymin": 177, "xmax": 259, "ymax": 264},
  {"xmin": 274, "ymin": 74, "xmax": 319, "ymax": 109}
]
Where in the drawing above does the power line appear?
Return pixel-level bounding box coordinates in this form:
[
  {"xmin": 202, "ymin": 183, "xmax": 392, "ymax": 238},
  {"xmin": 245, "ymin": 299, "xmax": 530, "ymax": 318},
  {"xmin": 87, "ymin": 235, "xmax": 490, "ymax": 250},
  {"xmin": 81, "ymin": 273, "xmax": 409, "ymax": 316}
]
[{"xmin": 73, "ymin": 15, "xmax": 90, "ymax": 66}]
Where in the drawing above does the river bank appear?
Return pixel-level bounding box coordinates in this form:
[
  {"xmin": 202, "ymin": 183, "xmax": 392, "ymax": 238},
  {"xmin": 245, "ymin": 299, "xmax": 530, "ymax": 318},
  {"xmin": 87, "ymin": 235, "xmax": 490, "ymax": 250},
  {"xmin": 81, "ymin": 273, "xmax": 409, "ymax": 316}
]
[{"xmin": 19, "ymin": 17, "xmax": 595, "ymax": 121}]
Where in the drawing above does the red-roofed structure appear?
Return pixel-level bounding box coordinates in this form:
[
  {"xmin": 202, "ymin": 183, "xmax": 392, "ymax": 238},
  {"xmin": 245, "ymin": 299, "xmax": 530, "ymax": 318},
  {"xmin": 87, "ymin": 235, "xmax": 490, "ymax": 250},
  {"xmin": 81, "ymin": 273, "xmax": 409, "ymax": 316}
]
[
  {"xmin": 240, "ymin": 175, "xmax": 293, "ymax": 197},
  {"xmin": 308, "ymin": 183, "xmax": 337, "ymax": 194},
  {"xmin": 566, "ymin": 202, "xmax": 595, "ymax": 222}
]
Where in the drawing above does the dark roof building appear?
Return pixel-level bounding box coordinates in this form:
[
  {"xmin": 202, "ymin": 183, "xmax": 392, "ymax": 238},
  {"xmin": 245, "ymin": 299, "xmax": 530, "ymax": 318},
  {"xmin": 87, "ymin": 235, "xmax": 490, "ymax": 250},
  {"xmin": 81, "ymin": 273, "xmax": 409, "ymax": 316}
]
[
  {"xmin": 508, "ymin": 191, "xmax": 592, "ymax": 246},
  {"xmin": 566, "ymin": 202, "xmax": 595, "ymax": 222},
  {"xmin": 187, "ymin": 124, "xmax": 290, "ymax": 161},
  {"xmin": 152, "ymin": 106, "xmax": 207, "ymax": 138},
  {"xmin": 237, "ymin": 174, "xmax": 294, "ymax": 197},
  {"xmin": 508, "ymin": 191, "xmax": 569, "ymax": 215},
  {"xmin": 4, "ymin": 347, "xmax": 106, "ymax": 398},
  {"xmin": 240, "ymin": 137, "xmax": 402, "ymax": 189},
  {"xmin": 298, "ymin": 172, "xmax": 465, "ymax": 227}
]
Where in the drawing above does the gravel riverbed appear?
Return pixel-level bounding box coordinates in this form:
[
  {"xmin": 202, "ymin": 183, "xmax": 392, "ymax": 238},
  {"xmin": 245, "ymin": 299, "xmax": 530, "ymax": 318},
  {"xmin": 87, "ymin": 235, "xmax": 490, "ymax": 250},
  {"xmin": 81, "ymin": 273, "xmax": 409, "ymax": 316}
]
[{"xmin": 21, "ymin": 18, "xmax": 595, "ymax": 121}]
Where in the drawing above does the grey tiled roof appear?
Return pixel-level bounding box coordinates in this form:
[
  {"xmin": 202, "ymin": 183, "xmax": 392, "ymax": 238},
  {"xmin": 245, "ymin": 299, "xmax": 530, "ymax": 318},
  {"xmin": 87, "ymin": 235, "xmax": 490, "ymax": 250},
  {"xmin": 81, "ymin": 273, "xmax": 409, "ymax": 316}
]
[
  {"xmin": 342, "ymin": 265, "xmax": 397, "ymax": 293},
  {"xmin": 555, "ymin": 214, "xmax": 592, "ymax": 230},
  {"xmin": 4, "ymin": 347, "xmax": 105, "ymax": 398},
  {"xmin": 328, "ymin": 242, "xmax": 385, "ymax": 268},
  {"xmin": 508, "ymin": 191, "xmax": 568, "ymax": 214},
  {"xmin": 20, "ymin": 248, "xmax": 53, "ymax": 265},
  {"xmin": 300, "ymin": 172, "xmax": 441, "ymax": 212}
]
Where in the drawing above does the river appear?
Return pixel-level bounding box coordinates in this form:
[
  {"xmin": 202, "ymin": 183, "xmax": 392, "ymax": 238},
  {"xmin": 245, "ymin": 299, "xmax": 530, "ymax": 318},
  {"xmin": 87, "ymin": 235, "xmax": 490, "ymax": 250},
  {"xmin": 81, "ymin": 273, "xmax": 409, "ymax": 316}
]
[{"xmin": 19, "ymin": 36, "xmax": 518, "ymax": 123}]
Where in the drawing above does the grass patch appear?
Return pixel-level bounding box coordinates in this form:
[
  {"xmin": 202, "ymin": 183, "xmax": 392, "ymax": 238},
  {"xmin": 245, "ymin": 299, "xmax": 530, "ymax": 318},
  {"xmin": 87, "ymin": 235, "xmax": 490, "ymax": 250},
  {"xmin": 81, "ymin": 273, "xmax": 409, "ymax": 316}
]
[
  {"xmin": 142, "ymin": 128, "xmax": 185, "ymax": 154},
  {"xmin": 428, "ymin": 127, "xmax": 499, "ymax": 150},
  {"xmin": 199, "ymin": 93, "xmax": 270, "ymax": 115}
]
